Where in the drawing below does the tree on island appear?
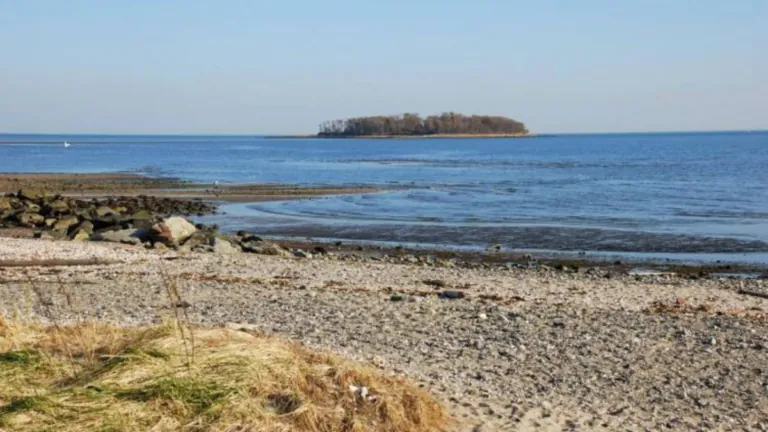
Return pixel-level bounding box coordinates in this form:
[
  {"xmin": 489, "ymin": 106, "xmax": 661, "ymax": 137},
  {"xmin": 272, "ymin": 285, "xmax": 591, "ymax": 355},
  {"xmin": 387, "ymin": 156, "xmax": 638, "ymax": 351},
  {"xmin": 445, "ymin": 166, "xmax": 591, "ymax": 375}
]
[{"xmin": 318, "ymin": 112, "xmax": 528, "ymax": 137}]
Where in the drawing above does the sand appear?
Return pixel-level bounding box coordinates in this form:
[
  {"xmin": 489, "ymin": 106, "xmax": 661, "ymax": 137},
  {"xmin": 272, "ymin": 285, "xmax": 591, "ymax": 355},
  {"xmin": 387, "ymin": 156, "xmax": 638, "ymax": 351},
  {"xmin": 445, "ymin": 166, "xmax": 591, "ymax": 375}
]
[{"xmin": 1, "ymin": 237, "xmax": 766, "ymax": 430}]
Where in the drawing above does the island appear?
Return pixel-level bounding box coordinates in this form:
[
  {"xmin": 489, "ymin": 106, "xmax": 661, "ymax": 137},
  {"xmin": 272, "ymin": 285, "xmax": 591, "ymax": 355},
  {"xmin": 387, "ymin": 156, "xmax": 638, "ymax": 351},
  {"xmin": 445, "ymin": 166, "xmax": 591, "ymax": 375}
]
[{"xmin": 316, "ymin": 112, "xmax": 529, "ymax": 138}]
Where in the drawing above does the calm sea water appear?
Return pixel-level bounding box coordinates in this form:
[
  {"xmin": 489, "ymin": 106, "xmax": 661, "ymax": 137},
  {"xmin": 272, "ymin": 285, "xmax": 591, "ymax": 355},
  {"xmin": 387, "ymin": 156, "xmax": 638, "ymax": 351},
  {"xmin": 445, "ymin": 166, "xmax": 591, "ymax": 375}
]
[{"xmin": 2, "ymin": 132, "xmax": 768, "ymax": 261}]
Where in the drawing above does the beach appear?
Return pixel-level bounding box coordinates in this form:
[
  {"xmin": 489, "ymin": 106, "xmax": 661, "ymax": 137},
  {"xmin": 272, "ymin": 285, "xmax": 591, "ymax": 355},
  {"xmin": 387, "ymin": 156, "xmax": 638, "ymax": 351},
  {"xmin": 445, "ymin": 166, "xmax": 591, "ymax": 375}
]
[{"xmin": 1, "ymin": 236, "xmax": 766, "ymax": 430}]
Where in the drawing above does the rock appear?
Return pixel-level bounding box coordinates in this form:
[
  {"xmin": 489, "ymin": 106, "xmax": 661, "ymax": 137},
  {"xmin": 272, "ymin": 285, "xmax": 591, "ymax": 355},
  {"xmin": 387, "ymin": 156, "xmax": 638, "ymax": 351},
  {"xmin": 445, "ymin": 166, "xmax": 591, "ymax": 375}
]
[
  {"xmin": 92, "ymin": 215, "xmax": 124, "ymax": 230},
  {"xmin": 95, "ymin": 228, "xmax": 150, "ymax": 244},
  {"xmin": 52, "ymin": 215, "xmax": 80, "ymax": 232},
  {"xmin": 72, "ymin": 220, "xmax": 94, "ymax": 235},
  {"xmin": 151, "ymin": 216, "xmax": 196, "ymax": 245},
  {"xmin": 213, "ymin": 237, "xmax": 239, "ymax": 254},
  {"xmin": 313, "ymin": 246, "xmax": 329, "ymax": 255},
  {"xmin": 44, "ymin": 218, "xmax": 57, "ymax": 228},
  {"xmin": 23, "ymin": 201, "xmax": 41, "ymax": 213},
  {"xmin": 18, "ymin": 189, "xmax": 44, "ymax": 201},
  {"xmin": 45, "ymin": 199, "xmax": 70, "ymax": 214},
  {"xmin": 478, "ymin": 313, "xmax": 488, "ymax": 320},
  {"xmin": 17, "ymin": 212, "xmax": 44, "ymax": 227},
  {"xmin": 293, "ymin": 249, "xmax": 312, "ymax": 259},
  {"xmin": 94, "ymin": 206, "xmax": 117, "ymax": 217},
  {"xmin": 70, "ymin": 229, "xmax": 91, "ymax": 241},
  {"xmin": 36, "ymin": 231, "xmax": 56, "ymax": 240},
  {"xmin": 129, "ymin": 210, "xmax": 153, "ymax": 221},
  {"xmin": 181, "ymin": 232, "xmax": 212, "ymax": 250},
  {"xmin": 242, "ymin": 242, "xmax": 291, "ymax": 257},
  {"xmin": 153, "ymin": 242, "xmax": 168, "ymax": 250},
  {"xmin": 390, "ymin": 294, "xmax": 406, "ymax": 302},
  {"xmin": 439, "ymin": 290, "xmax": 466, "ymax": 300},
  {"xmin": 0, "ymin": 197, "xmax": 13, "ymax": 211}
]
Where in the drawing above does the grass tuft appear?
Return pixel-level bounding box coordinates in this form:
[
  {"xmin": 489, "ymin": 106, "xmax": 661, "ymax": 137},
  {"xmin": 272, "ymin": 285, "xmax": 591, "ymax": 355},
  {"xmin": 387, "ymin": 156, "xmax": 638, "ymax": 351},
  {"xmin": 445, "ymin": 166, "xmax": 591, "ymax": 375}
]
[{"xmin": 0, "ymin": 320, "xmax": 449, "ymax": 431}]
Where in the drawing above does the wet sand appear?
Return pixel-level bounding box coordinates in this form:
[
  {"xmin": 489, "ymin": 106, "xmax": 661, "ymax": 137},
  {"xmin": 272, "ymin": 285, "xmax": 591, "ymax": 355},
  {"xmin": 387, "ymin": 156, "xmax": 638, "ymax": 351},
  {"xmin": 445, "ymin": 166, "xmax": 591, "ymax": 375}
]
[{"xmin": 0, "ymin": 172, "xmax": 381, "ymax": 203}]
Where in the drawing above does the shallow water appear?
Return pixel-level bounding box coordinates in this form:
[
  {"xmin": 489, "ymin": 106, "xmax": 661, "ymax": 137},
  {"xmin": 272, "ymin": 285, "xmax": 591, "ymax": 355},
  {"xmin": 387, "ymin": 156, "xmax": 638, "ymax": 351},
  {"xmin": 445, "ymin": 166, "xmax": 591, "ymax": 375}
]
[{"xmin": 2, "ymin": 131, "xmax": 768, "ymax": 261}]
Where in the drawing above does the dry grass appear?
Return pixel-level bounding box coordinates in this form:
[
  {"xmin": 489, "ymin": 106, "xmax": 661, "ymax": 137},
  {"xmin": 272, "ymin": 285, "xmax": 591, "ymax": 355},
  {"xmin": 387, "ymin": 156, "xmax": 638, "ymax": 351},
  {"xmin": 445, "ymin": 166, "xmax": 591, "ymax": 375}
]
[{"xmin": 0, "ymin": 317, "xmax": 449, "ymax": 432}]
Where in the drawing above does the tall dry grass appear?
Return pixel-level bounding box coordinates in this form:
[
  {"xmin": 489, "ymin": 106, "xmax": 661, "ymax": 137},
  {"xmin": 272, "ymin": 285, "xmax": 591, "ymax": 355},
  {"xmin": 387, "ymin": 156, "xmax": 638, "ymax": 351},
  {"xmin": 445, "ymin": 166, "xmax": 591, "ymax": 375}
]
[{"xmin": 0, "ymin": 260, "xmax": 449, "ymax": 431}]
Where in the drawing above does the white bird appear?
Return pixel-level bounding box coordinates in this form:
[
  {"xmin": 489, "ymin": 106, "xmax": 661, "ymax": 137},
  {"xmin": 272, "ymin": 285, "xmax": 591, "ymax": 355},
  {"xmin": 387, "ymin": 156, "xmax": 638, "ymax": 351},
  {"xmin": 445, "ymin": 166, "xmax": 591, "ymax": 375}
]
[{"xmin": 63, "ymin": 141, "xmax": 71, "ymax": 148}]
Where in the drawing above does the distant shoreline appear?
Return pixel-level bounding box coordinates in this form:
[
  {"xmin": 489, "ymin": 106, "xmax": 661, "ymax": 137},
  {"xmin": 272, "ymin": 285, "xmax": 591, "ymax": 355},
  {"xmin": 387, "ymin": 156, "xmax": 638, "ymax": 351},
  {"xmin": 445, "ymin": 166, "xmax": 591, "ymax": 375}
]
[{"xmin": 267, "ymin": 133, "xmax": 538, "ymax": 139}]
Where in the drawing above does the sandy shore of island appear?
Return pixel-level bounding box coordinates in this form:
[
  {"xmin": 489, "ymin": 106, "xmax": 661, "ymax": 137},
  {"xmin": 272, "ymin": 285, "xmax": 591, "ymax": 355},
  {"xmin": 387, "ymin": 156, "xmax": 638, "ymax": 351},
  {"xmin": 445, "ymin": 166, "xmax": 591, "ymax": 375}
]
[
  {"xmin": 1, "ymin": 237, "xmax": 766, "ymax": 431},
  {"xmin": 0, "ymin": 173, "xmax": 382, "ymax": 203}
]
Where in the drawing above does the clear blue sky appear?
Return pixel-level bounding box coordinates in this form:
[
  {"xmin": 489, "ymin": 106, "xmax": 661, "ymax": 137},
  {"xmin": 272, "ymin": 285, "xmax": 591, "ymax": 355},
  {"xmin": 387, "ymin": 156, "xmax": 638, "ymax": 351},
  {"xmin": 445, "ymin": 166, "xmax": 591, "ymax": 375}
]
[{"xmin": 1, "ymin": 0, "xmax": 766, "ymax": 134}]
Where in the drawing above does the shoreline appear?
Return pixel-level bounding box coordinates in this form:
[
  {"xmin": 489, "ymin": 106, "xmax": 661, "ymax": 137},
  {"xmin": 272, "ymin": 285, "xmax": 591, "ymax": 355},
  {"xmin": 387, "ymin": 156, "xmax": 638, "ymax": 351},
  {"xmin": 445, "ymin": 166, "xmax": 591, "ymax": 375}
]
[
  {"xmin": 3, "ymin": 172, "xmax": 768, "ymax": 271},
  {"xmin": 1, "ymin": 236, "xmax": 766, "ymax": 430},
  {"xmin": 0, "ymin": 172, "xmax": 382, "ymax": 203}
]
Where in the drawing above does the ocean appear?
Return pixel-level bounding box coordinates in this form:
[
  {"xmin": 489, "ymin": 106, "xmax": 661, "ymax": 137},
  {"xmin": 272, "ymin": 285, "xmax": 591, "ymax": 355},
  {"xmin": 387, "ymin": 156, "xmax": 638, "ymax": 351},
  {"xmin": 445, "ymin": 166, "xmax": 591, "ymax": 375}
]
[{"xmin": 2, "ymin": 131, "xmax": 767, "ymax": 262}]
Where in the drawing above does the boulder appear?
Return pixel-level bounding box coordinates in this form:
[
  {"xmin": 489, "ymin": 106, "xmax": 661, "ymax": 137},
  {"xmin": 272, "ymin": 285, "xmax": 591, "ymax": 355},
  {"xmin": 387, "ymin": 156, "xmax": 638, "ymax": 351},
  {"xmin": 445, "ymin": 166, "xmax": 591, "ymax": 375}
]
[
  {"xmin": 53, "ymin": 215, "xmax": 80, "ymax": 232},
  {"xmin": 70, "ymin": 229, "xmax": 91, "ymax": 241},
  {"xmin": 93, "ymin": 215, "xmax": 124, "ymax": 230},
  {"xmin": 151, "ymin": 216, "xmax": 196, "ymax": 245},
  {"xmin": 72, "ymin": 220, "xmax": 94, "ymax": 235},
  {"xmin": 94, "ymin": 228, "xmax": 151, "ymax": 244},
  {"xmin": 44, "ymin": 218, "xmax": 57, "ymax": 228},
  {"xmin": 181, "ymin": 232, "xmax": 212, "ymax": 250},
  {"xmin": 17, "ymin": 212, "xmax": 44, "ymax": 227},
  {"xmin": 242, "ymin": 242, "xmax": 291, "ymax": 257},
  {"xmin": 94, "ymin": 206, "xmax": 117, "ymax": 217},
  {"xmin": 23, "ymin": 201, "xmax": 41, "ymax": 213},
  {"xmin": 213, "ymin": 237, "xmax": 239, "ymax": 254},
  {"xmin": 45, "ymin": 199, "xmax": 70, "ymax": 214},
  {"xmin": 129, "ymin": 210, "xmax": 153, "ymax": 221},
  {"xmin": 18, "ymin": 189, "xmax": 45, "ymax": 201},
  {"xmin": 0, "ymin": 197, "xmax": 13, "ymax": 211}
]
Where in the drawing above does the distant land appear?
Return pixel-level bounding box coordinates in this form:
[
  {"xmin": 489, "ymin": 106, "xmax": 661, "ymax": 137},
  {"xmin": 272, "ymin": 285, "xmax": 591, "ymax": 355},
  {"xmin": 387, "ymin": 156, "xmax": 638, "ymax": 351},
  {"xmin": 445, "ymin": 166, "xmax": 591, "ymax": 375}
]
[{"xmin": 312, "ymin": 112, "xmax": 529, "ymax": 138}]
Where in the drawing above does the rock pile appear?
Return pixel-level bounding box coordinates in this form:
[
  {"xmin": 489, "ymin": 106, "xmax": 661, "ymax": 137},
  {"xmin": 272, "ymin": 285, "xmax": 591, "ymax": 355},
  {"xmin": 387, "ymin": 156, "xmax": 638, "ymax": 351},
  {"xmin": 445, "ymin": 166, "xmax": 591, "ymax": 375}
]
[{"xmin": 0, "ymin": 189, "xmax": 216, "ymax": 244}]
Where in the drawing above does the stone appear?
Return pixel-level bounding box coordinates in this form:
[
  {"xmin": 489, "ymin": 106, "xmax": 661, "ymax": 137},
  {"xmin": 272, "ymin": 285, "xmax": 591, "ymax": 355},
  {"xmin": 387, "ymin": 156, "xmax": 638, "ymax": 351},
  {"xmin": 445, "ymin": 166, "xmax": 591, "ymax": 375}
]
[
  {"xmin": 70, "ymin": 229, "xmax": 91, "ymax": 241},
  {"xmin": 390, "ymin": 294, "xmax": 406, "ymax": 302},
  {"xmin": 23, "ymin": 201, "xmax": 41, "ymax": 213},
  {"xmin": 181, "ymin": 232, "xmax": 212, "ymax": 250},
  {"xmin": 151, "ymin": 216, "xmax": 197, "ymax": 244},
  {"xmin": 153, "ymin": 242, "xmax": 168, "ymax": 250},
  {"xmin": 213, "ymin": 237, "xmax": 239, "ymax": 254},
  {"xmin": 44, "ymin": 218, "xmax": 57, "ymax": 228},
  {"xmin": 95, "ymin": 228, "xmax": 150, "ymax": 244},
  {"xmin": 94, "ymin": 206, "xmax": 117, "ymax": 217},
  {"xmin": 293, "ymin": 249, "xmax": 312, "ymax": 259},
  {"xmin": 0, "ymin": 197, "xmax": 13, "ymax": 211},
  {"xmin": 72, "ymin": 220, "xmax": 94, "ymax": 235},
  {"xmin": 129, "ymin": 210, "xmax": 153, "ymax": 221},
  {"xmin": 17, "ymin": 212, "xmax": 44, "ymax": 227},
  {"xmin": 45, "ymin": 199, "xmax": 70, "ymax": 214},
  {"xmin": 313, "ymin": 246, "xmax": 329, "ymax": 255},
  {"xmin": 439, "ymin": 290, "xmax": 466, "ymax": 300},
  {"xmin": 17, "ymin": 189, "xmax": 44, "ymax": 201},
  {"xmin": 52, "ymin": 215, "xmax": 80, "ymax": 232}
]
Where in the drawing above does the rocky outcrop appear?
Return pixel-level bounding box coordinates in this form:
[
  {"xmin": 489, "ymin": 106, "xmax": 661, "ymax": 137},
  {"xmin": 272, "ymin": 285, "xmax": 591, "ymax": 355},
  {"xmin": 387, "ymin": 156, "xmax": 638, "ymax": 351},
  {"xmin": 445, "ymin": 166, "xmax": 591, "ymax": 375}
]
[{"xmin": 0, "ymin": 191, "xmax": 217, "ymax": 244}]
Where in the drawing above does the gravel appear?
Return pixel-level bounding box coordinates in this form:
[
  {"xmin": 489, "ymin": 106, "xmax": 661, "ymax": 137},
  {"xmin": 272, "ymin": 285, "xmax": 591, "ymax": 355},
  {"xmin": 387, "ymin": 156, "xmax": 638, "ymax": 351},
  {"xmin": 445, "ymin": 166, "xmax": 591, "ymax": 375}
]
[{"xmin": 1, "ymin": 238, "xmax": 767, "ymax": 431}]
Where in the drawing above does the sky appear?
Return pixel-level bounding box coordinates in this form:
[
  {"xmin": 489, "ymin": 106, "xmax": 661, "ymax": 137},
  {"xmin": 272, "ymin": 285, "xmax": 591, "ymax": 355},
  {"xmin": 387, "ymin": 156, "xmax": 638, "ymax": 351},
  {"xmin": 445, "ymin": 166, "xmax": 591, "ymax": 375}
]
[{"xmin": 1, "ymin": 0, "xmax": 766, "ymax": 134}]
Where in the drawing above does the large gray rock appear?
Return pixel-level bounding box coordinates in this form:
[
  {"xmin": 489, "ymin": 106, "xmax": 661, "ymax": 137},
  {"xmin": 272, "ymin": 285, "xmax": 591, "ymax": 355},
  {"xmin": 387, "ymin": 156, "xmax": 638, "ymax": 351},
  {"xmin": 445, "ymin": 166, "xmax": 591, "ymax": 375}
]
[
  {"xmin": 151, "ymin": 217, "xmax": 196, "ymax": 244},
  {"xmin": 94, "ymin": 228, "xmax": 151, "ymax": 245}
]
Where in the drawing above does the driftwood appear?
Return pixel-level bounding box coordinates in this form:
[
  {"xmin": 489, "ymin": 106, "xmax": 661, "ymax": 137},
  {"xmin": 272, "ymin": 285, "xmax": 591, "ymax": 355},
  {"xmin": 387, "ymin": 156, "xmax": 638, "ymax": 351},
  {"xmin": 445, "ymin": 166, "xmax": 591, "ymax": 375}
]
[
  {"xmin": 0, "ymin": 259, "xmax": 119, "ymax": 268},
  {"xmin": 738, "ymin": 289, "xmax": 768, "ymax": 300}
]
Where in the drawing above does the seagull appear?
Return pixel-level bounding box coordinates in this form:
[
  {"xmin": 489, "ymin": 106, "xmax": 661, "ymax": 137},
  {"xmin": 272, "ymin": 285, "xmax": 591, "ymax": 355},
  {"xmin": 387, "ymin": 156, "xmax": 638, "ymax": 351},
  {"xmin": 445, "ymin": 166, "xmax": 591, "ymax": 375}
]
[{"xmin": 63, "ymin": 141, "xmax": 71, "ymax": 148}]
